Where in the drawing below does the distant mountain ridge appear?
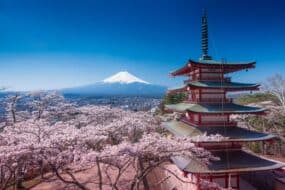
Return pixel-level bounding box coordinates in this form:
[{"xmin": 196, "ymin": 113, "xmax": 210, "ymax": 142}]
[{"xmin": 62, "ymin": 71, "xmax": 166, "ymax": 97}]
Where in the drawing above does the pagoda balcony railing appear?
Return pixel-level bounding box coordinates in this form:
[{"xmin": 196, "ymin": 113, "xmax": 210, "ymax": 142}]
[
  {"xmin": 184, "ymin": 77, "xmax": 231, "ymax": 84},
  {"xmin": 181, "ymin": 118, "xmax": 238, "ymax": 127},
  {"xmin": 199, "ymin": 77, "xmax": 231, "ymax": 82}
]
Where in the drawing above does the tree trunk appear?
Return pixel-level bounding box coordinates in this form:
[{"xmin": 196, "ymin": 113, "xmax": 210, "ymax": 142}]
[
  {"xmin": 96, "ymin": 157, "xmax": 103, "ymax": 190},
  {"xmin": 52, "ymin": 165, "xmax": 88, "ymax": 190},
  {"xmin": 12, "ymin": 109, "xmax": 16, "ymax": 123},
  {"xmin": 138, "ymin": 158, "xmax": 150, "ymax": 190}
]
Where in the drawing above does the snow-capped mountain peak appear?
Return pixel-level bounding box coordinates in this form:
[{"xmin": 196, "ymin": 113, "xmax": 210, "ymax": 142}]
[
  {"xmin": 103, "ymin": 71, "xmax": 150, "ymax": 84},
  {"xmin": 63, "ymin": 71, "xmax": 166, "ymax": 97}
]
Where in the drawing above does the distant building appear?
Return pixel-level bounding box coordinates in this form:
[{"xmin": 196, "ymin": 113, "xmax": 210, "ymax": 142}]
[{"xmin": 162, "ymin": 10, "xmax": 284, "ymax": 190}]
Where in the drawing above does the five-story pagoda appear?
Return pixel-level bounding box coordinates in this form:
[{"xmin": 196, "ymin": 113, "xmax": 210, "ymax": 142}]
[{"xmin": 162, "ymin": 10, "xmax": 284, "ymax": 190}]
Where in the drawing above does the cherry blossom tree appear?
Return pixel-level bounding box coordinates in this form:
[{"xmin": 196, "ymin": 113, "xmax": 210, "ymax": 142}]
[
  {"xmin": 84, "ymin": 133, "xmax": 218, "ymax": 190},
  {"xmin": 4, "ymin": 93, "xmax": 23, "ymax": 124},
  {"xmin": 0, "ymin": 92, "xmax": 222, "ymax": 190}
]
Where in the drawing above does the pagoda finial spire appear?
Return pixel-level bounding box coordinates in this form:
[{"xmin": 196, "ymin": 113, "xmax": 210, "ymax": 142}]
[{"xmin": 200, "ymin": 9, "xmax": 212, "ymax": 60}]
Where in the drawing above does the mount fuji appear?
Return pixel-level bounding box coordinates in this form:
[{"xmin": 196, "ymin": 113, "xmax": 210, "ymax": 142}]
[
  {"xmin": 62, "ymin": 71, "xmax": 167, "ymax": 97},
  {"xmin": 103, "ymin": 71, "xmax": 150, "ymax": 84}
]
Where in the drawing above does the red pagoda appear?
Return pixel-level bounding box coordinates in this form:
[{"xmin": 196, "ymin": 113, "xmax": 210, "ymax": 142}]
[{"xmin": 162, "ymin": 11, "xmax": 284, "ymax": 189}]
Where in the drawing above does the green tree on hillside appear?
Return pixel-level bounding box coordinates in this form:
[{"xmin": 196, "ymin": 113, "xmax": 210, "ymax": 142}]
[
  {"xmin": 237, "ymin": 93, "xmax": 278, "ymax": 105},
  {"xmin": 159, "ymin": 92, "xmax": 187, "ymax": 114}
]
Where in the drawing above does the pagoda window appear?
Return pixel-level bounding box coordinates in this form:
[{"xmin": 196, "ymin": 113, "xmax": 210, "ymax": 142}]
[
  {"xmin": 195, "ymin": 93, "xmax": 200, "ymax": 100},
  {"xmin": 201, "ymin": 93, "xmax": 224, "ymax": 99},
  {"xmin": 201, "ymin": 68, "xmax": 223, "ymax": 72},
  {"xmin": 201, "ymin": 72, "xmax": 223, "ymax": 79},
  {"xmin": 201, "ymin": 89, "xmax": 224, "ymax": 93},
  {"xmin": 193, "ymin": 114, "xmax": 199, "ymax": 122},
  {"xmin": 198, "ymin": 93, "xmax": 227, "ymax": 103},
  {"xmin": 188, "ymin": 93, "xmax": 192, "ymax": 101}
]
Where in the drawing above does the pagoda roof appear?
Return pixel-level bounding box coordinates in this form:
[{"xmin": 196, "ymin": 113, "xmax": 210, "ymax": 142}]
[
  {"xmin": 187, "ymin": 81, "xmax": 259, "ymax": 89},
  {"xmin": 162, "ymin": 120, "xmax": 275, "ymax": 142},
  {"xmin": 165, "ymin": 102, "xmax": 266, "ymax": 114},
  {"xmin": 172, "ymin": 150, "xmax": 285, "ymax": 174},
  {"xmin": 170, "ymin": 59, "xmax": 255, "ymax": 76},
  {"xmin": 168, "ymin": 81, "xmax": 259, "ymax": 93},
  {"xmin": 191, "ymin": 59, "xmax": 256, "ymax": 66}
]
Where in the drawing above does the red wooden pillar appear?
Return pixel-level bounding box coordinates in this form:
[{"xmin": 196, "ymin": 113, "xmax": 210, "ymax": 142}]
[
  {"xmin": 227, "ymin": 114, "xmax": 230, "ymax": 124},
  {"xmin": 237, "ymin": 174, "xmax": 240, "ymax": 189},
  {"xmin": 225, "ymin": 173, "xmax": 229, "ymax": 188},
  {"xmin": 196, "ymin": 174, "xmax": 201, "ymax": 190}
]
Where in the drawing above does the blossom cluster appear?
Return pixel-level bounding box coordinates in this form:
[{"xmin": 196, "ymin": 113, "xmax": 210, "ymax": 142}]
[{"xmin": 0, "ymin": 92, "xmax": 220, "ymax": 189}]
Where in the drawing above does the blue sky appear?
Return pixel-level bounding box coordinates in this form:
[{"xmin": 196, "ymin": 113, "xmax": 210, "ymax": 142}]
[{"xmin": 1, "ymin": 0, "xmax": 285, "ymax": 91}]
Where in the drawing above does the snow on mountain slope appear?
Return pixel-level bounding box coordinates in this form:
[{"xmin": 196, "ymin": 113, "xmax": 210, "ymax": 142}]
[
  {"xmin": 103, "ymin": 71, "xmax": 150, "ymax": 84},
  {"xmin": 62, "ymin": 71, "xmax": 166, "ymax": 97}
]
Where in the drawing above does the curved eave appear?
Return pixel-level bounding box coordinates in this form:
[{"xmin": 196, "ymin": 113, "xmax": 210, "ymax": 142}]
[
  {"xmin": 169, "ymin": 60, "xmax": 256, "ymax": 77},
  {"xmin": 172, "ymin": 150, "xmax": 285, "ymax": 174},
  {"xmin": 187, "ymin": 81, "xmax": 260, "ymax": 91},
  {"xmin": 165, "ymin": 103, "xmax": 266, "ymax": 114},
  {"xmin": 190, "ymin": 59, "xmax": 256, "ymax": 67},
  {"xmin": 169, "ymin": 63, "xmax": 192, "ymax": 77},
  {"xmin": 190, "ymin": 59, "xmax": 256, "ymax": 73},
  {"xmin": 168, "ymin": 84, "xmax": 259, "ymax": 94},
  {"xmin": 162, "ymin": 120, "xmax": 275, "ymax": 143},
  {"xmin": 167, "ymin": 86, "xmax": 187, "ymax": 94}
]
